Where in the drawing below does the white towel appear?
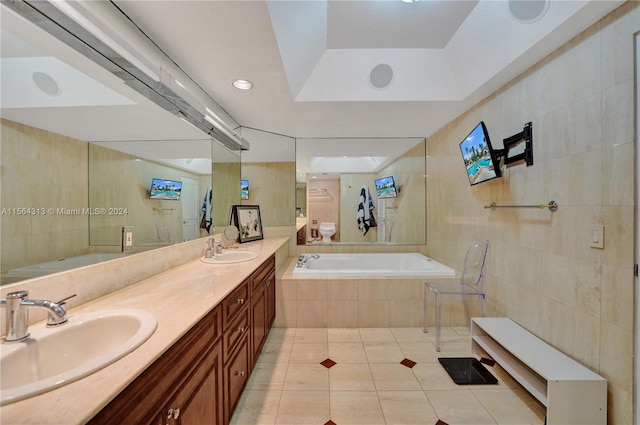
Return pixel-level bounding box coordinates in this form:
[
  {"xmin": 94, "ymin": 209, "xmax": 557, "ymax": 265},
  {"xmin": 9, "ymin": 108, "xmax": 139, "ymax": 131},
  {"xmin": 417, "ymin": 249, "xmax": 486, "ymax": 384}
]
[{"xmin": 356, "ymin": 185, "xmax": 375, "ymax": 236}]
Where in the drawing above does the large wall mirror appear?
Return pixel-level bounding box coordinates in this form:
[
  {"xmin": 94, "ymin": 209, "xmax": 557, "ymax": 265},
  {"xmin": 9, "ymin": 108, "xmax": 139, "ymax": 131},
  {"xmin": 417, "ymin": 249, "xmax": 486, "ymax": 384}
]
[
  {"xmin": 87, "ymin": 139, "xmax": 214, "ymax": 247},
  {"xmin": 0, "ymin": 6, "xmax": 239, "ymax": 284},
  {"xmin": 295, "ymin": 138, "xmax": 426, "ymax": 245},
  {"xmin": 240, "ymin": 127, "xmax": 296, "ymax": 228}
]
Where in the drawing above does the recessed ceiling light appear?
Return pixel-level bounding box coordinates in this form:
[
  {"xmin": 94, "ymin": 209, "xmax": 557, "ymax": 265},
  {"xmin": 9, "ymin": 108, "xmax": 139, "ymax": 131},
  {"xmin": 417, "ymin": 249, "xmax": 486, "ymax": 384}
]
[
  {"xmin": 401, "ymin": 0, "xmax": 417, "ymax": 3},
  {"xmin": 232, "ymin": 79, "xmax": 253, "ymax": 90}
]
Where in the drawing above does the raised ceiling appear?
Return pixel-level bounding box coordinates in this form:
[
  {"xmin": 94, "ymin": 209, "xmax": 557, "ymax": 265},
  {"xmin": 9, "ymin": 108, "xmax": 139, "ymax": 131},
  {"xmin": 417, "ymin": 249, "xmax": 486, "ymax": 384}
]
[{"xmin": 114, "ymin": 0, "xmax": 624, "ymax": 138}]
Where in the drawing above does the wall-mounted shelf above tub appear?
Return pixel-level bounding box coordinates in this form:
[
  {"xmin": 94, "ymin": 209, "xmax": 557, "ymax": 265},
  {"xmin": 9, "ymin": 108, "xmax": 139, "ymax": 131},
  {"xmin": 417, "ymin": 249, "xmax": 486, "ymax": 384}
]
[{"xmin": 484, "ymin": 201, "xmax": 558, "ymax": 212}]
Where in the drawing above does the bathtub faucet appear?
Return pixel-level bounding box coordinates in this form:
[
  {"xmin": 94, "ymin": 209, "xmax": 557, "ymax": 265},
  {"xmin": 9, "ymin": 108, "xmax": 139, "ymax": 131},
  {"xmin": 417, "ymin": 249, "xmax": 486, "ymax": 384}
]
[{"xmin": 296, "ymin": 254, "xmax": 319, "ymax": 268}]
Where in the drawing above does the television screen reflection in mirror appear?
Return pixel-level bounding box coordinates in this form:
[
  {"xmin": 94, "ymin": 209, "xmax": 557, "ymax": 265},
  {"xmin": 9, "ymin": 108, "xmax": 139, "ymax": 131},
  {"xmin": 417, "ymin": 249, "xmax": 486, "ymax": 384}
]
[{"xmin": 232, "ymin": 205, "xmax": 263, "ymax": 243}]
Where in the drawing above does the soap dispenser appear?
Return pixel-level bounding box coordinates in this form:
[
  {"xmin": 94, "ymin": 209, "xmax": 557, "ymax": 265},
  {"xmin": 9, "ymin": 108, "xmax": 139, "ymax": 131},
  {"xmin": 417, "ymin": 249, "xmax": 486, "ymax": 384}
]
[{"xmin": 205, "ymin": 239, "xmax": 214, "ymax": 258}]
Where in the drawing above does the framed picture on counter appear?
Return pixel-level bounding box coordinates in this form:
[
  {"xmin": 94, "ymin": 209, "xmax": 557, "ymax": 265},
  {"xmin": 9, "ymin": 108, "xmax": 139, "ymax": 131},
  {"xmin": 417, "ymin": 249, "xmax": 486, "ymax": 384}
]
[{"xmin": 232, "ymin": 205, "xmax": 263, "ymax": 243}]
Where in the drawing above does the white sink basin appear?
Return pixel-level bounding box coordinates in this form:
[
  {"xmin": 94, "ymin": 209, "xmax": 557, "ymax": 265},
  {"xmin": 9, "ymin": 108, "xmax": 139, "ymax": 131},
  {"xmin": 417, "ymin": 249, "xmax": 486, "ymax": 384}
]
[
  {"xmin": 201, "ymin": 250, "xmax": 259, "ymax": 264},
  {"xmin": 1, "ymin": 309, "xmax": 157, "ymax": 405}
]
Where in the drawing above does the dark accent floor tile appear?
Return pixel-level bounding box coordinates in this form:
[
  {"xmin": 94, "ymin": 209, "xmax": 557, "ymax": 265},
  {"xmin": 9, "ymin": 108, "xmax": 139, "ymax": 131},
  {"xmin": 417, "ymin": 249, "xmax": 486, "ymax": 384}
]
[
  {"xmin": 320, "ymin": 358, "xmax": 337, "ymax": 369},
  {"xmin": 400, "ymin": 358, "xmax": 417, "ymax": 368},
  {"xmin": 325, "ymin": 421, "xmax": 337, "ymax": 425},
  {"xmin": 436, "ymin": 420, "xmax": 449, "ymax": 425},
  {"xmin": 480, "ymin": 357, "xmax": 496, "ymax": 366}
]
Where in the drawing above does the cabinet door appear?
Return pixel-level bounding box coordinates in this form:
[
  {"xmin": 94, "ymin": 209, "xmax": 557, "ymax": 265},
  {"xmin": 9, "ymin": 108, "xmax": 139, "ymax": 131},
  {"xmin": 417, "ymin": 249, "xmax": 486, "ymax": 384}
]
[
  {"xmin": 224, "ymin": 332, "xmax": 251, "ymax": 424},
  {"xmin": 163, "ymin": 343, "xmax": 223, "ymax": 425},
  {"xmin": 265, "ymin": 270, "xmax": 276, "ymax": 328},
  {"xmin": 251, "ymin": 285, "xmax": 267, "ymax": 364}
]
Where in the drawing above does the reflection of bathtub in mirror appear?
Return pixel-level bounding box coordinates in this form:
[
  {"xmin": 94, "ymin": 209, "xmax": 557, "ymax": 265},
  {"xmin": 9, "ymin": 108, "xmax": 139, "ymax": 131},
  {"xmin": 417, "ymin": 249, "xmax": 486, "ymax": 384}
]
[{"xmin": 5, "ymin": 253, "xmax": 129, "ymax": 280}]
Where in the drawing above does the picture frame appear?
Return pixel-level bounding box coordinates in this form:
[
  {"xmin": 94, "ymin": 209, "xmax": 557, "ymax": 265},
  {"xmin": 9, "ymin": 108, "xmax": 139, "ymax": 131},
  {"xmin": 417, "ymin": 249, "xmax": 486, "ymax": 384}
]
[{"xmin": 232, "ymin": 204, "xmax": 263, "ymax": 243}]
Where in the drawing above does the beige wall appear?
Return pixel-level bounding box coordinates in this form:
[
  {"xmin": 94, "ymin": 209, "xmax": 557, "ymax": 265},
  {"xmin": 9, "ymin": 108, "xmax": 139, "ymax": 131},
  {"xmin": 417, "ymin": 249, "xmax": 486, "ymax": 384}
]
[
  {"xmin": 212, "ymin": 161, "xmax": 241, "ymax": 229},
  {"xmin": 378, "ymin": 142, "xmax": 426, "ymax": 244},
  {"xmin": 425, "ymin": 3, "xmax": 637, "ymax": 422},
  {"xmin": 241, "ymin": 161, "xmax": 295, "ymax": 227},
  {"xmin": 1, "ymin": 119, "xmax": 89, "ymax": 275}
]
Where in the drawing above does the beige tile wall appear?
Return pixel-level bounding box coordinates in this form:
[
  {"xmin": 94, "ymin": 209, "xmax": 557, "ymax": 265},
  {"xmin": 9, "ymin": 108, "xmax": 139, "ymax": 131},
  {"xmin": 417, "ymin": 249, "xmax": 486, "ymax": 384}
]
[
  {"xmin": 377, "ymin": 142, "xmax": 427, "ymax": 244},
  {"xmin": 277, "ymin": 260, "xmax": 462, "ymax": 329},
  {"xmin": 424, "ymin": 3, "xmax": 638, "ymax": 422},
  {"xmin": 241, "ymin": 161, "xmax": 296, "ymax": 227},
  {"xmin": 1, "ymin": 119, "xmax": 89, "ymax": 275}
]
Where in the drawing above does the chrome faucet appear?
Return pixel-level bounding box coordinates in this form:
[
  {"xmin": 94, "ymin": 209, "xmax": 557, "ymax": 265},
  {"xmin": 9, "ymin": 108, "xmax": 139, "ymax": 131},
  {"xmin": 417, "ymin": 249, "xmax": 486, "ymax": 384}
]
[
  {"xmin": 296, "ymin": 254, "xmax": 319, "ymax": 268},
  {"xmin": 0, "ymin": 291, "xmax": 76, "ymax": 343},
  {"xmin": 212, "ymin": 239, "xmax": 228, "ymax": 255}
]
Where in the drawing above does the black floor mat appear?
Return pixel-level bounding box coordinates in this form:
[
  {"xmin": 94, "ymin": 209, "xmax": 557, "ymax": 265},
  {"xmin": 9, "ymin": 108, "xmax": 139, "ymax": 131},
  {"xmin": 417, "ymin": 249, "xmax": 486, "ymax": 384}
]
[{"xmin": 438, "ymin": 357, "xmax": 498, "ymax": 385}]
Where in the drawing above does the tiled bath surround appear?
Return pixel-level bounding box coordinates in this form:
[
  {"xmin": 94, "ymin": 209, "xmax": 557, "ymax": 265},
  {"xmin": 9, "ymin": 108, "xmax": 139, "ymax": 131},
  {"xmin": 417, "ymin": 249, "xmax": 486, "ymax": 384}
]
[{"xmin": 279, "ymin": 259, "xmax": 472, "ymax": 329}]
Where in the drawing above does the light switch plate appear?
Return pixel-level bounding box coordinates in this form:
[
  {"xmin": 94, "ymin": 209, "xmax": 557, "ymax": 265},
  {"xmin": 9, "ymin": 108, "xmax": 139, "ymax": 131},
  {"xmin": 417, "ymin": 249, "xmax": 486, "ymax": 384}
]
[{"xmin": 590, "ymin": 225, "xmax": 604, "ymax": 249}]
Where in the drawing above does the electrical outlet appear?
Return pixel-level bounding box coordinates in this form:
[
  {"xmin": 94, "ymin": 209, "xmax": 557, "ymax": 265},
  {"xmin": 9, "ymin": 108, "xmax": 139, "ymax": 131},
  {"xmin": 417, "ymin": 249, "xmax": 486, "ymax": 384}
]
[{"xmin": 122, "ymin": 226, "xmax": 134, "ymax": 253}]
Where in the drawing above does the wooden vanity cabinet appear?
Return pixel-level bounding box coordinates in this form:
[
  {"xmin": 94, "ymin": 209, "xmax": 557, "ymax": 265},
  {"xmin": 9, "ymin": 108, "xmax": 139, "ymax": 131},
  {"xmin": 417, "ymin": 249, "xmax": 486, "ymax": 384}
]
[
  {"xmin": 90, "ymin": 254, "xmax": 277, "ymax": 425},
  {"xmin": 88, "ymin": 306, "xmax": 223, "ymax": 425}
]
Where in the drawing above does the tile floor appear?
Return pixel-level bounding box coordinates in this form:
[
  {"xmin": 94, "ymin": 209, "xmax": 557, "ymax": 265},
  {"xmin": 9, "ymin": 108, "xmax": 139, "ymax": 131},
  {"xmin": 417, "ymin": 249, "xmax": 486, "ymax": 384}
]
[{"xmin": 231, "ymin": 327, "xmax": 546, "ymax": 425}]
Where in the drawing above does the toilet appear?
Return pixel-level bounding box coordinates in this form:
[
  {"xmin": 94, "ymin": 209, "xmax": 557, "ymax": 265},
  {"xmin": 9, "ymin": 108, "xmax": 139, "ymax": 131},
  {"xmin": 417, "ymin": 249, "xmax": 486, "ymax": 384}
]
[{"xmin": 319, "ymin": 222, "xmax": 336, "ymax": 243}]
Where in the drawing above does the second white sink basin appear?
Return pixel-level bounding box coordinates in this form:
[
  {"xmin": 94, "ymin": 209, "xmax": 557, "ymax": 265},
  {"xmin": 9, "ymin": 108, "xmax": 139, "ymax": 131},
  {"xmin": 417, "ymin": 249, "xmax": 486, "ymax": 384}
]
[
  {"xmin": 201, "ymin": 250, "xmax": 259, "ymax": 264},
  {"xmin": 1, "ymin": 308, "xmax": 157, "ymax": 405}
]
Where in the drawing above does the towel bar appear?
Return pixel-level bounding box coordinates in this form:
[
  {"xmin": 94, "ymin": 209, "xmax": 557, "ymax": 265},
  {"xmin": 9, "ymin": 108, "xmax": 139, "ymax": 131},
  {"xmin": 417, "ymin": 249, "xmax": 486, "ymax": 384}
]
[{"xmin": 484, "ymin": 201, "xmax": 558, "ymax": 212}]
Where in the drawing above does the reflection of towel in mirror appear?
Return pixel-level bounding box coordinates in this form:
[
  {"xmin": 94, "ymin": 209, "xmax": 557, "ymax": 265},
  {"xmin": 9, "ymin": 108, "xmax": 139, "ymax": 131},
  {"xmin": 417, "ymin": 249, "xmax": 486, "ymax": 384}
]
[
  {"xmin": 201, "ymin": 187, "xmax": 213, "ymax": 233},
  {"xmin": 356, "ymin": 185, "xmax": 375, "ymax": 235}
]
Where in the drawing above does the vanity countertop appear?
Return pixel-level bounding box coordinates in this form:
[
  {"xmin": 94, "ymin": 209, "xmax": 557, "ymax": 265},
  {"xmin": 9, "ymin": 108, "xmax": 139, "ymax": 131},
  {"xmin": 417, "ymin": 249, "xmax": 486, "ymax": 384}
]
[{"xmin": 1, "ymin": 237, "xmax": 289, "ymax": 425}]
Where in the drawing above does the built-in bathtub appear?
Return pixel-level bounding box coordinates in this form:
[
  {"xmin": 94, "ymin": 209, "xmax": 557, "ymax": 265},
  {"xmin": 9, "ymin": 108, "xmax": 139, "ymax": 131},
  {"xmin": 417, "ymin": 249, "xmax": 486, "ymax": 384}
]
[
  {"xmin": 7, "ymin": 253, "xmax": 128, "ymax": 278},
  {"xmin": 279, "ymin": 252, "xmax": 470, "ymax": 329},
  {"xmin": 293, "ymin": 253, "xmax": 455, "ymax": 277}
]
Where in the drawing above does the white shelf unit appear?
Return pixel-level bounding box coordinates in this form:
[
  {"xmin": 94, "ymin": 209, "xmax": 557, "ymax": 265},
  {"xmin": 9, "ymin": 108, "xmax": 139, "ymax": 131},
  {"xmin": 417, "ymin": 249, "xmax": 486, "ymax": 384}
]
[{"xmin": 471, "ymin": 317, "xmax": 607, "ymax": 425}]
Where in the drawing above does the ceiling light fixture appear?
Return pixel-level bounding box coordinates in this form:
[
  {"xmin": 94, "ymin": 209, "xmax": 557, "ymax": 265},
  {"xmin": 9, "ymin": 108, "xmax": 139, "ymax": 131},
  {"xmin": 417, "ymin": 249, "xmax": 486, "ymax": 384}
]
[
  {"xmin": 232, "ymin": 79, "xmax": 253, "ymax": 90},
  {"xmin": 401, "ymin": 0, "xmax": 418, "ymax": 3}
]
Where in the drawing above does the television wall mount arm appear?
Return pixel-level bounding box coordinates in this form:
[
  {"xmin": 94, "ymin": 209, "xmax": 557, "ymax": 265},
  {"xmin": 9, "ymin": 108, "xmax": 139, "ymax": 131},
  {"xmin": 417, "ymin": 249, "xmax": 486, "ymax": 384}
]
[{"xmin": 493, "ymin": 122, "xmax": 533, "ymax": 167}]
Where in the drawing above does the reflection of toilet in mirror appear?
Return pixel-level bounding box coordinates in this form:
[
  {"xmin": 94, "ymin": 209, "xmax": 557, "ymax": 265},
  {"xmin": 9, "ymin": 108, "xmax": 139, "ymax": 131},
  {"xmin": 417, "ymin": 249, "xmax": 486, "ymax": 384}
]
[{"xmin": 319, "ymin": 222, "xmax": 336, "ymax": 243}]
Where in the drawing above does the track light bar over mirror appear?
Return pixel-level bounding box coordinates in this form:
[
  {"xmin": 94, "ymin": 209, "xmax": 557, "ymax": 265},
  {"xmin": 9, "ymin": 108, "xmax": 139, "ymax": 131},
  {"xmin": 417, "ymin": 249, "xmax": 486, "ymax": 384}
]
[{"xmin": 5, "ymin": 0, "xmax": 248, "ymax": 152}]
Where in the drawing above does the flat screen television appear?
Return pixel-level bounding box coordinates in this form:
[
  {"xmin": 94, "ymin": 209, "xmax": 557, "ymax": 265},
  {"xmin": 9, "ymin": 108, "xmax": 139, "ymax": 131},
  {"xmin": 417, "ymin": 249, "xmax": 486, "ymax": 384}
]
[
  {"xmin": 149, "ymin": 178, "xmax": 182, "ymax": 200},
  {"xmin": 459, "ymin": 121, "xmax": 502, "ymax": 186},
  {"xmin": 374, "ymin": 176, "xmax": 398, "ymax": 199},
  {"xmin": 241, "ymin": 179, "xmax": 249, "ymax": 200}
]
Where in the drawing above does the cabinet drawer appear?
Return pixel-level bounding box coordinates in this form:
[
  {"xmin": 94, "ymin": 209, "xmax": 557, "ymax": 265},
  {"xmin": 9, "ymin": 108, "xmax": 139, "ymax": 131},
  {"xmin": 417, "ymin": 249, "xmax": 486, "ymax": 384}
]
[
  {"xmin": 223, "ymin": 307, "xmax": 250, "ymax": 362},
  {"xmin": 251, "ymin": 255, "xmax": 275, "ymax": 294},
  {"xmin": 222, "ymin": 278, "xmax": 250, "ymax": 328}
]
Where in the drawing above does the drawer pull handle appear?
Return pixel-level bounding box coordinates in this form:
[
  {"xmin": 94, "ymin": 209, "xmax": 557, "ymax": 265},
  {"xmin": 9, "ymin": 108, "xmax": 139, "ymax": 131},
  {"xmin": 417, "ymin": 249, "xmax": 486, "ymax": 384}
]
[
  {"xmin": 235, "ymin": 370, "xmax": 246, "ymax": 377},
  {"xmin": 236, "ymin": 298, "xmax": 245, "ymax": 305},
  {"xmin": 236, "ymin": 326, "xmax": 245, "ymax": 333},
  {"xmin": 167, "ymin": 408, "xmax": 180, "ymax": 419}
]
